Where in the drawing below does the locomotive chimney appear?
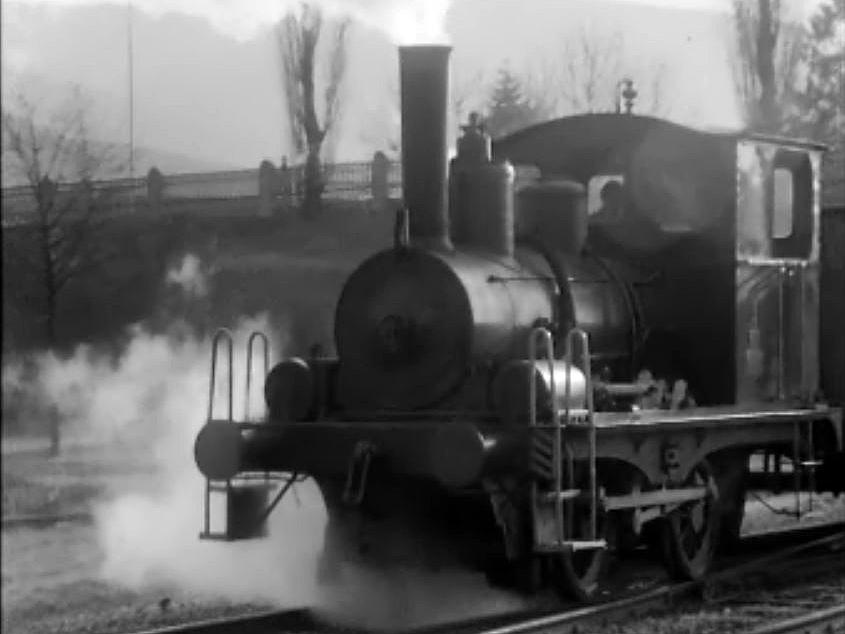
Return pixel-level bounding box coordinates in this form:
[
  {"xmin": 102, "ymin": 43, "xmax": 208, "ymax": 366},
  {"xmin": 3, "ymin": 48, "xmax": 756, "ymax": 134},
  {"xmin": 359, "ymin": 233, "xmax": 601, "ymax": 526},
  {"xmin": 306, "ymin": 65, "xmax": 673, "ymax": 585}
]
[{"xmin": 399, "ymin": 45, "xmax": 452, "ymax": 250}]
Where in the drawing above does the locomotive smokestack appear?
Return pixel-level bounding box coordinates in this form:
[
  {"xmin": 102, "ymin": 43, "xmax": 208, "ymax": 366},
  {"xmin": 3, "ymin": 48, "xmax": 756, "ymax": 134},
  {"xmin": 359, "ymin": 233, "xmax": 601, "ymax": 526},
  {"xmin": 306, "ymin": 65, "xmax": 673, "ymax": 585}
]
[{"xmin": 399, "ymin": 45, "xmax": 452, "ymax": 250}]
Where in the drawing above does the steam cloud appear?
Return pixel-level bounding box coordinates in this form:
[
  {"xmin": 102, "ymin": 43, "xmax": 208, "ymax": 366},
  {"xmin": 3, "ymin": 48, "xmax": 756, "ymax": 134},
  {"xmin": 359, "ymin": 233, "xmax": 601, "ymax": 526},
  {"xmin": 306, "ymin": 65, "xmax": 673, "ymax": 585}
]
[
  {"xmin": 165, "ymin": 253, "xmax": 209, "ymax": 298},
  {"xmin": 11, "ymin": 0, "xmax": 453, "ymax": 44},
  {"xmin": 3, "ymin": 253, "xmax": 524, "ymax": 626}
]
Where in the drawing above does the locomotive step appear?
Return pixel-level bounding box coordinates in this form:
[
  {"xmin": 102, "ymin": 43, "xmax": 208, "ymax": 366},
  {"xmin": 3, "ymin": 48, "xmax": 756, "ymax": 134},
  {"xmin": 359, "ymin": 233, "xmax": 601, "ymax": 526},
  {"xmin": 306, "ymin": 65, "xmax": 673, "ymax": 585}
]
[
  {"xmin": 538, "ymin": 488, "xmax": 582, "ymax": 502},
  {"xmin": 554, "ymin": 409, "xmax": 590, "ymax": 423},
  {"xmin": 535, "ymin": 539, "xmax": 608, "ymax": 553}
]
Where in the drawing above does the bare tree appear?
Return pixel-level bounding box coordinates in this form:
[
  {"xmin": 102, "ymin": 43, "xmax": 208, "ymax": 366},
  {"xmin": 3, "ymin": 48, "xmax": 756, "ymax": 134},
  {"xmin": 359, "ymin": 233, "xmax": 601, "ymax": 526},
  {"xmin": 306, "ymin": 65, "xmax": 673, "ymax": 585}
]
[
  {"xmin": 278, "ymin": 3, "xmax": 350, "ymax": 217},
  {"xmin": 367, "ymin": 68, "xmax": 487, "ymax": 156},
  {"xmin": 452, "ymin": 69, "xmax": 487, "ymax": 126},
  {"xmin": 2, "ymin": 86, "xmax": 121, "ymax": 455},
  {"xmin": 526, "ymin": 28, "xmax": 668, "ymax": 118},
  {"xmin": 732, "ymin": 0, "xmax": 806, "ymax": 133}
]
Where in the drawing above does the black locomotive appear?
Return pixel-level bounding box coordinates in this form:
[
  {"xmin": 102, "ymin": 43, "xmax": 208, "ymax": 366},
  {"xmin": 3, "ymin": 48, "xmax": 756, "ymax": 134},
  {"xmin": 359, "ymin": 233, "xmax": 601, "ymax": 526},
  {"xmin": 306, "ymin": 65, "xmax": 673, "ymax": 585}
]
[{"xmin": 194, "ymin": 45, "xmax": 844, "ymax": 601}]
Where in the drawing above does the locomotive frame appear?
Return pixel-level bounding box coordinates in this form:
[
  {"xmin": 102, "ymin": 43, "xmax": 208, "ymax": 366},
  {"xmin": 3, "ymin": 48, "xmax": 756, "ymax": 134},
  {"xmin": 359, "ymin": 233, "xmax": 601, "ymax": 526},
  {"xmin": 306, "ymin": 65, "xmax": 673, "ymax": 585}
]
[{"xmin": 193, "ymin": 44, "xmax": 844, "ymax": 602}]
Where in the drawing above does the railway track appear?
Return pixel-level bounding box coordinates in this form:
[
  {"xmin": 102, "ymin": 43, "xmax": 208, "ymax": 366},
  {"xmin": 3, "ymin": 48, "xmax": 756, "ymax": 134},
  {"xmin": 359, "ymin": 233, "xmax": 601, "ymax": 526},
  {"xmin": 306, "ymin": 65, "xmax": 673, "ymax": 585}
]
[
  {"xmin": 406, "ymin": 524, "xmax": 845, "ymax": 634},
  {"xmin": 746, "ymin": 605, "xmax": 845, "ymax": 634},
  {"xmin": 127, "ymin": 608, "xmax": 323, "ymax": 634},
  {"xmin": 125, "ymin": 523, "xmax": 844, "ymax": 634}
]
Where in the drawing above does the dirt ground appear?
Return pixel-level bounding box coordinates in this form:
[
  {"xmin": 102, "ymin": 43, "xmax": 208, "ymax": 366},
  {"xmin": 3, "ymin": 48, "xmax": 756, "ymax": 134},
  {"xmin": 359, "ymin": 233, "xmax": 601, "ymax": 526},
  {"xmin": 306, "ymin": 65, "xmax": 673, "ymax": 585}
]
[
  {"xmin": 2, "ymin": 521, "xmax": 271, "ymax": 634},
  {"xmin": 2, "ymin": 441, "xmax": 273, "ymax": 634}
]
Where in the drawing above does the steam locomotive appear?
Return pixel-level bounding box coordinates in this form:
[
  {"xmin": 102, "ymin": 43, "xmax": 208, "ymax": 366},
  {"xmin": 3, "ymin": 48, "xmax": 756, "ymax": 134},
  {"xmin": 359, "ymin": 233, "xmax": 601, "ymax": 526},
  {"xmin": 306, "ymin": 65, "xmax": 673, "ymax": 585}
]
[{"xmin": 194, "ymin": 45, "xmax": 844, "ymax": 601}]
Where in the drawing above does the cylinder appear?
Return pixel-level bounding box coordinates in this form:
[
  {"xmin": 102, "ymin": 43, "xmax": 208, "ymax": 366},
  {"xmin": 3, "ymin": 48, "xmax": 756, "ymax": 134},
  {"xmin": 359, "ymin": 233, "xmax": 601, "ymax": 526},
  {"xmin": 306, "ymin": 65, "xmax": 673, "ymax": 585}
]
[{"xmin": 399, "ymin": 45, "xmax": 452, "ymax": 251}]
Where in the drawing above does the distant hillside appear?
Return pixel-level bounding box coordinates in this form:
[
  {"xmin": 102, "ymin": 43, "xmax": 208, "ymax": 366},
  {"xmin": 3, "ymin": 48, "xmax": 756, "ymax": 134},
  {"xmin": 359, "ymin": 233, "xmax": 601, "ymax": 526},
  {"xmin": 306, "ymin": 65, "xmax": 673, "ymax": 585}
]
[
  {"xmin": 131, "ymin": 145, "xmax": 241, "ymax": 176},
  {"xmin": 1, "ymin": 140, "xmax": 240, "ymax": 188}
]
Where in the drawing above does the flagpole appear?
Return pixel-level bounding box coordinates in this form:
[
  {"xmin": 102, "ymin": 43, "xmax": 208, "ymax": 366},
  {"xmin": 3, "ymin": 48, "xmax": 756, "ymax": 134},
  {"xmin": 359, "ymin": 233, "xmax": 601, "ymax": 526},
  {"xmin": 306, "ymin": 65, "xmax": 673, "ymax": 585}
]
[
  {"xmin": 128, "ymin": 1, "xmax": 135, "ymax": 181},
  {"xmin": 127, "ymin": 1, "xmax": 135, "ymax": 212}
]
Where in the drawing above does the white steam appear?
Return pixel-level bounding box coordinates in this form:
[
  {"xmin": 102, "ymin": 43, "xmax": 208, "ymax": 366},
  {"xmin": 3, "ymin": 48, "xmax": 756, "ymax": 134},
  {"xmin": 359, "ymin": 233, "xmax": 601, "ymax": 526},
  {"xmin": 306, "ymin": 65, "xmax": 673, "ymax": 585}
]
[
  {"xmin": 12, "ymin": 0, "xmax": 453, "ymax": 44},
  {"xmin": 165, "ymin": 253, "xmax": 208, "ymax": 298},
  {"xmin": 4, "ymin": 252, "xmax": 525, "ymax": 625}
]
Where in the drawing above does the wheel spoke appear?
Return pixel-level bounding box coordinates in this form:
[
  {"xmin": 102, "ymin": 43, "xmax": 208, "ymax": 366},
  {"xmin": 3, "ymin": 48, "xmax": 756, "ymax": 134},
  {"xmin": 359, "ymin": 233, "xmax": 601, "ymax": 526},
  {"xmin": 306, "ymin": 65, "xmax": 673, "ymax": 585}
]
[{"xmin": 663, "ymin": 461, "xmax": 720, "ymax": 581}]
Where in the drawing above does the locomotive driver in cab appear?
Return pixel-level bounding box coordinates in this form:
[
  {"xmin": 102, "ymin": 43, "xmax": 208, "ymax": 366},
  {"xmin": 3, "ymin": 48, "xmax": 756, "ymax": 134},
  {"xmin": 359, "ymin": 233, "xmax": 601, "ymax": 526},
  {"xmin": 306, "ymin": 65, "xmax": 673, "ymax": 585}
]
[
  {"xmin": 591, "ymin": 179, "xmax": 624, "ymax": 225},
  {"xmin": 587, "ymin": 178, "xmax": 627, "ymax": 251}
]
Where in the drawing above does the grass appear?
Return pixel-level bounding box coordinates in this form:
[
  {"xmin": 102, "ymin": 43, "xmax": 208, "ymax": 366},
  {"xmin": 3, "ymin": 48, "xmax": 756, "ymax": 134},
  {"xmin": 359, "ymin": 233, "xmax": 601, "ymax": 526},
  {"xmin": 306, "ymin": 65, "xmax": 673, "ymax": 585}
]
[{"xmin": 1, "ymin": 442, "xmax": 153, "ymax": 519}]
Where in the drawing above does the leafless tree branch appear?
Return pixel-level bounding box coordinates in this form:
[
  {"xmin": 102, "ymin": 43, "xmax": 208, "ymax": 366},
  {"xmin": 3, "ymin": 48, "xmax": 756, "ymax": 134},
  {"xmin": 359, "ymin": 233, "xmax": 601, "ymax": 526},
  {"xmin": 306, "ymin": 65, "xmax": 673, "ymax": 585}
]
[
  {"xmin": 277, "ymin": 3, "xmax": 350, "ymax": 216},
  {"xmin": 2, "ymin": 87, "xmax": 120, "ymax": 349}
]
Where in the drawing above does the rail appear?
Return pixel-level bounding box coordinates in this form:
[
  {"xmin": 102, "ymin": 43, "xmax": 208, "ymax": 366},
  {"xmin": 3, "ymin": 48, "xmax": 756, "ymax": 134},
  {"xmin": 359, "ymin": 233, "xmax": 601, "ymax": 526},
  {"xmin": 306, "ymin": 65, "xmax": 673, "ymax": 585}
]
[
  {"xmin": 126, "ymin": 607, "xmax": 318, "ymax": 634},
  {"xmin": 746, "ymin": 604, "xmax": 845, "ymax": 634},
  {"xmin": 405, "ymin": 523, "xmax": 845, "ymax": 634}
]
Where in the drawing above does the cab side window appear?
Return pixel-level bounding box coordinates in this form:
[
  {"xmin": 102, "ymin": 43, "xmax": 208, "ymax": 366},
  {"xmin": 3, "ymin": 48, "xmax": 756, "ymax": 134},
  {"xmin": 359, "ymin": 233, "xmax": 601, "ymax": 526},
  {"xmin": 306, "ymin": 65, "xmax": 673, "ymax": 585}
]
[
  {"xmin": 587, "ymin": 174, "xmax": 625, "ymax": 219},
  {"xmin": 770, "ymin": 150, "xmax": 812, "ymax": 258}
]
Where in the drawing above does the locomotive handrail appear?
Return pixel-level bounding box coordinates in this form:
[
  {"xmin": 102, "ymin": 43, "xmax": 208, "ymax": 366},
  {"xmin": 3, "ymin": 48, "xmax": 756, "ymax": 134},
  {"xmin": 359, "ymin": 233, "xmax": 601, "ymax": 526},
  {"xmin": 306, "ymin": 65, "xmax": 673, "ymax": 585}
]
[
  {"xmin": 529, "ymin": 326, "xmax": 564, "ymax": 546},
  {"xmin": 565, "ymin": 328, "xmax": 597, "ymax": 541},
  {"xmin": 528, "ymin": 327, "xmax": 556, "ymax": 428},
  {"xmin": 245, "ymin": 331, "xmax": 270, "ymax": 421},
  {"xmin": 208, "ymin": 328, "xmax": 235, "ymax": 422}
]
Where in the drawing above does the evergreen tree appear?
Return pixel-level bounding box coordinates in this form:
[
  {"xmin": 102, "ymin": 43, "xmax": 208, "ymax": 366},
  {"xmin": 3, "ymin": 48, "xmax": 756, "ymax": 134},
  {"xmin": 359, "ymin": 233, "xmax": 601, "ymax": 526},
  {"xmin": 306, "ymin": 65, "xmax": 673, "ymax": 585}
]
[
  {"xmin": 485, "ymin": 66, "xmax": 544, "ymax": 138},
  {"xmin": 795, "ymin": 0, "xmax": 844, "ymax": 201},
  {"xmin": 733, "ymin": 0, "xmax": 843, "ymax": 200}
]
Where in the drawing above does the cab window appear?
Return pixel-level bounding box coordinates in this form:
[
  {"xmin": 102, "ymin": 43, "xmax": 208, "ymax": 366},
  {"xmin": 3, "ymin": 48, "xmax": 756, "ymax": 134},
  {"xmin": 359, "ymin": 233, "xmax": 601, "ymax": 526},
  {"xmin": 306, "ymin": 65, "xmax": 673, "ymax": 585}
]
[
  {"xmin": 772, "ymin": 167, "xmax": 793, "ymax": 239},
  {"xmin": 771, "ymin": 150, "xmax": 812, "ymax": 258},
  {"xmin": 588, "ymin": 174, "xmax": 625, "ymax": 217}
]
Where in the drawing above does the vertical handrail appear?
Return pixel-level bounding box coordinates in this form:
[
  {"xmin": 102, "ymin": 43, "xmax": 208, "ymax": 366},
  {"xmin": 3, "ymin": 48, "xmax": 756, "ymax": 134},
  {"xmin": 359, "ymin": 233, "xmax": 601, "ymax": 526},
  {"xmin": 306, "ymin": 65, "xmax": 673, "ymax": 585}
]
[
  {"xmin": 566, "ymin": 327, "xmax": 596, "ymax": 541},
  {"xmin": 777, "ymin": 264, "xmax": 786, "ymax": 400},
  {"xmin": 792, "ymin": 420, "xmax": 801, "ymax": 518},
  {"xmin": 208, "ymin": 328, "xmax": 234, "ymax": 422},
  {"xmin": 203, "ymin": 479, "xmax": 211, "ymax": 536},
  {"xmin": 529, "ymin": 326, "xmax": 562, "ymax": 545},
  {"xmin": 806, "ymin": 420, "xmax": 815, "ymax": 512},
  {"xmin": 798, "ymin": 262, "xmax": 806, "ymax": 399},
  {"xmin": 245, "ymin": 331, "xmax": 270, "ymax": 421}
]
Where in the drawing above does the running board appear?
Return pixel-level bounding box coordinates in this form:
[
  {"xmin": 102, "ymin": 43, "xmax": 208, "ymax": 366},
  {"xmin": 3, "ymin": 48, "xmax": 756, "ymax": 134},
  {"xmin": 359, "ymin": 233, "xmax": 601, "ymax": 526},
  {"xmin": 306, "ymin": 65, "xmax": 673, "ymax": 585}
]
[
  {"xmin": 539, "ymin": 489, "xmax": 582, "ymax": 502},
  {"xmin": 535, "ymin": 539, "xmax": 608, "ymax": 553}
]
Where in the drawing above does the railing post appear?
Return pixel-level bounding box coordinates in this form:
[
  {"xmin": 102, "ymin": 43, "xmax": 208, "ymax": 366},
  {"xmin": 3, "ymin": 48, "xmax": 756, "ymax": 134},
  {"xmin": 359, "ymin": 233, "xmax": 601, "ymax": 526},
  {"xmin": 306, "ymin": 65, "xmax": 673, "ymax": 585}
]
[
  {"xmin": 258, "ymin": 160, "xmax": 277, "ymax": 218},
  {"xmin": 279, "ymin": 156, "xmax": 292, "ymax": 216},
  {"xmin": 371, "ymin": 151, "xmax": 389, "ymax": 214},
  {"xmin": 147, "ymin": 167, "xmax": 164, "ymax": 214}
]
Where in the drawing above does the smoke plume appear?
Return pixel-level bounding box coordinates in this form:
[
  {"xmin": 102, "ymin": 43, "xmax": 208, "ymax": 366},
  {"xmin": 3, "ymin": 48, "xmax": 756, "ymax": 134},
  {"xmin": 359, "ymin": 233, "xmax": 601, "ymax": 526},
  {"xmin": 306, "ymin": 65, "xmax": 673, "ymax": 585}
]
[{"xmin": 11, "ymin": 0, "xmax": 453, "ymax": 44}]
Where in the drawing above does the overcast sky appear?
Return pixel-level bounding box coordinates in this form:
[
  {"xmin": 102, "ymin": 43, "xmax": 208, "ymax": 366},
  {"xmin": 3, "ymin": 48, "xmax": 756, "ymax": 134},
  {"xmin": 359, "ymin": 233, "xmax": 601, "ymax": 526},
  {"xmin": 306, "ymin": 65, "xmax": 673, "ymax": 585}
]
[{"xmin": 0, "ymin": 0, "xmax": 821, "ymax": 174}]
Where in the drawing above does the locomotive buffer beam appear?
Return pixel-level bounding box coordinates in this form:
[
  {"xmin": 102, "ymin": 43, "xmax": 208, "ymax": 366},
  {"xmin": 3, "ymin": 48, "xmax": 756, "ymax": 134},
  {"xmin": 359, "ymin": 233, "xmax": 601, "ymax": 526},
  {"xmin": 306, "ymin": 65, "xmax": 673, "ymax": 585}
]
[{"xmin": 194, "ymin": 419, "xmax": 506, "ymax": 489}]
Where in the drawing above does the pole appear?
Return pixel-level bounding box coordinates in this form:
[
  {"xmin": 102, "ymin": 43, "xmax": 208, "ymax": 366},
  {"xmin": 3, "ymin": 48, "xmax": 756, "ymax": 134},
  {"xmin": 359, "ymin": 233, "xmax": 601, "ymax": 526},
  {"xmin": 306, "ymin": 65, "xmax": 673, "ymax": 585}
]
[
  {"xmin": 127, "ymin": 1, "xmax": 135, "ymax": 212},
  {"xmin": 128, "ymin": 1, "xmax": 134, "ymax": 177}
]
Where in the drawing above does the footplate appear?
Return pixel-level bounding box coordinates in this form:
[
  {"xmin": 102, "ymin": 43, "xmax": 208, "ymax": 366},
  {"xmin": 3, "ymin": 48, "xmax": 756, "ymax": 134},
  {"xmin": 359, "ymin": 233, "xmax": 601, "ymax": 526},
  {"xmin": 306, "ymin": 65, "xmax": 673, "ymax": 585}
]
[{"xmin": 535, "ymin": 540, "xmax": 608, "ymax": 553}]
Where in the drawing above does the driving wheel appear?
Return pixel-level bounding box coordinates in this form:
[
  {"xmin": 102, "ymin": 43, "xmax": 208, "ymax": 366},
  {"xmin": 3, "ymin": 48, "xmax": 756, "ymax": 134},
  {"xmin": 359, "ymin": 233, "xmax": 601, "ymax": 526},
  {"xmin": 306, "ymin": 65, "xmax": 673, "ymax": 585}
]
[{"xmin": 662, "ymin": 459, "xmax": 720, "ymax": 580}]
